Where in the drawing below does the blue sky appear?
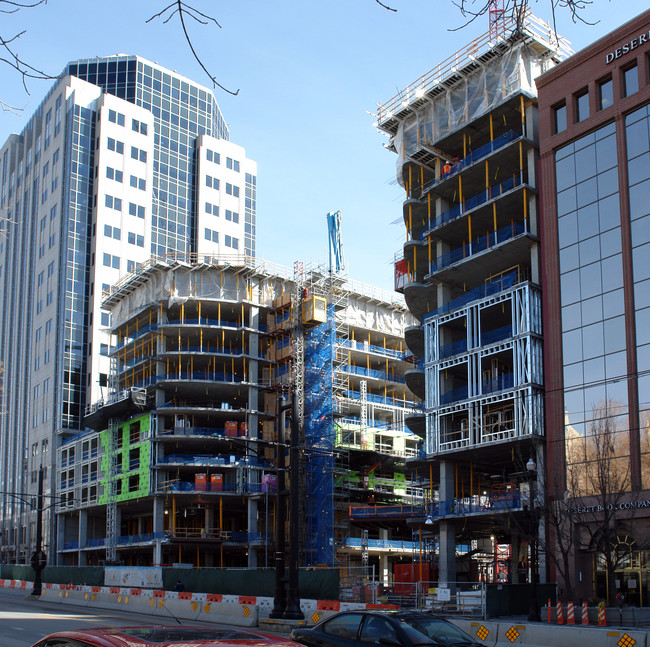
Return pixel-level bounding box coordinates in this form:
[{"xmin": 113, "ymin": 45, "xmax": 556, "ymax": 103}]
[{"xmin": 1, "ymin": 0, "xmax": 648, "ymax": 291}]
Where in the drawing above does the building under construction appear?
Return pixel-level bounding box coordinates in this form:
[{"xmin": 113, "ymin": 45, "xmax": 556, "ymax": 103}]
[
  {"xmin": 376, "ymin": 11, "xmax": 571, "ymax": 585},
  {"xmin": 57, "ymin": 256, "xmax": 421, "ymax": 579}
]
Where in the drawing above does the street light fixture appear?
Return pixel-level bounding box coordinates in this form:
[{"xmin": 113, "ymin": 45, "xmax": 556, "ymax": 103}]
[{"xmin": 526, "ymin": 456, "xmax": 540, "ymax": 622}]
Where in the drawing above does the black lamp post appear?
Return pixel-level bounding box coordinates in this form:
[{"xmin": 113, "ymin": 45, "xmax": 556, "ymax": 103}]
[
  {"xmin": 526, "ymin": 457, "xmax": 540, "ymax": 622},
  {"xmin": 30, "ymin": 466, "xmax": 47, "ymax": 596}
]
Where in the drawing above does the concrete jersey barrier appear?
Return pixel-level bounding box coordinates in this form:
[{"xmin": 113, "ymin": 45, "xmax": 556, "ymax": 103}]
[{"xmin": 6, "ymin": 579, "xmax": 650, "ymax": 646}]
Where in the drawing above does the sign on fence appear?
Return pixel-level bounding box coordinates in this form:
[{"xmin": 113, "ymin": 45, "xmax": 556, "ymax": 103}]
[{"xmin": 104, "ymin": 566, "xmax": 162, "ymax": 588}]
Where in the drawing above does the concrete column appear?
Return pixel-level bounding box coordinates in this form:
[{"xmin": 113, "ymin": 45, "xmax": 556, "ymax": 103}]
[
  {"xmin": 247, "ymin": 498, "xmax": 258, "ymax": 568},
  {"xmin": 78, "ymin": 510, "xmax": 88, "ymax": 566},
  {"xmin": 439, "ymin": 460, "xmax": 456, "ymax": 585}
]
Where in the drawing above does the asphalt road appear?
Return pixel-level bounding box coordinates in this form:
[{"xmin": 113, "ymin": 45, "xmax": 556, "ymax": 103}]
[{"xmin": 0, "ymin": 586, "xmax": 216, "ymax": 646}]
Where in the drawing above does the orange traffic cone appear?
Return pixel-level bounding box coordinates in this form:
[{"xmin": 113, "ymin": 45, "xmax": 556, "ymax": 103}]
[{"xmin": 567, "ymin": 601, "xmax": 575, "ymax": 625}]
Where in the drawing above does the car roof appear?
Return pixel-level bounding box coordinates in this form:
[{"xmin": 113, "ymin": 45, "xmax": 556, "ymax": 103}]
[
  {"xmin": 324, "ymin": 610, "xmax": 449, "ymax": 620},
  {"xmin": 35, "ymin": 625, "xmax": 297, "ymax": 647}
]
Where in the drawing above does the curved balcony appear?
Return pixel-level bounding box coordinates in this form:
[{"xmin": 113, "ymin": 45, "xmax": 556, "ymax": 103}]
[
  {"xmin": 403, "ymin": 280, "xmax": 436, "ymax": 322},
  {"xmin": 405, "ymin": 367, "xmax": 425, "ymax": 401},
  {"xmin": 405, "ymin": 408, "xmax": 425, "ymax": 437},
  {"xmin": 404, "ymin": 324, "xmax": 424, "ymax": 358}
]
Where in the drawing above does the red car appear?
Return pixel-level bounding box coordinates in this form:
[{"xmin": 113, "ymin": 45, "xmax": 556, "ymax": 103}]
[{"xmin": 31, "ymin": 625, "xmax": 297, "ymax": 647}]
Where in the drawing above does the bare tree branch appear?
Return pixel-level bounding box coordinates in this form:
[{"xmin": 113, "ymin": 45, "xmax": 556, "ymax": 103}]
[
  {"xmin": 0, "ymin": 0, "xmax": 47, "ymax": 14},
  {"xmin": 375, "ymin": 0, "xmax": 397, "ymax": 11},
  {"xmin": 0, "ymin": 0, "xmax": 57, "ymax": 98},
  {"xmin": 449, "ymin": 0, "xmax": 596, "ymax": 33},
  {"xmin": 147, "ymin": 1, "xmax": 239, "ymax": 96}
]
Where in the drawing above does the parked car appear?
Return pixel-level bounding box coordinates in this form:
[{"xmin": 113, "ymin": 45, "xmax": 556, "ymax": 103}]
[
  {"xmin": 31, "ymin": 625, "xmax": 298, "ymax": 647},
  {"xmin": 290, "ymin": 611, "xmax": 482, "ymax": 647}
]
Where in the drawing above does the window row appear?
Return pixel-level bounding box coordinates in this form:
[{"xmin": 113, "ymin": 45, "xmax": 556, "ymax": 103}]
[{"xmin": 554, "ymin": 61, "xmax": 645, "ymax": 134}]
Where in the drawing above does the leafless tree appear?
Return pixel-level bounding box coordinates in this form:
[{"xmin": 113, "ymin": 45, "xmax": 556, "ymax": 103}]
[
  {"xmin": 0, "ymin": 0, "xmax": 55, "ymax": 113},
  {"xmin": 451, "ymin": 0, "xmax": 595, "ymax": 33},
  {"xmin": 496, "ymin": 445, "xmax": 577, "ymax": 601},
  {"xmin": 566, "ymin": 400, "xmax": 644, "ymax": 604}
]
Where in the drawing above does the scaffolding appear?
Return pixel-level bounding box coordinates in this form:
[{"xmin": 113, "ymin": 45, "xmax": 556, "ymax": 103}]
[{"xmin": 303, "ymin": 301, "xmax": 336, "ymax": 566}]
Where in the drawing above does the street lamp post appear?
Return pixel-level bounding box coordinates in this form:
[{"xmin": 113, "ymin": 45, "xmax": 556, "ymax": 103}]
[
  {"xmin": 526, "ymin": 457, "xmax": 540, "ymax": 622},
  {"xmin": 30, "ymin": 466, "xmax": 46, "ymax": 596}
]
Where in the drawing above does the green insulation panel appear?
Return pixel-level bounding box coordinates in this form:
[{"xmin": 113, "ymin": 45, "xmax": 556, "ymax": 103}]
[{"xmin": 98, "ymin": 413, "xmax": 151, "ymax": 505}]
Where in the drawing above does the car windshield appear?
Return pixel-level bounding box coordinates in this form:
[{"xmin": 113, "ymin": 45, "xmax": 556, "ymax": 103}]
[{"xmin": 398, "ymin": 618, "xmax": 473, "ymax": 646}]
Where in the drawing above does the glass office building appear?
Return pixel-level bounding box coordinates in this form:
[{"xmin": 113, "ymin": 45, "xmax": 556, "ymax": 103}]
[
  {"xmin": 537, "ymin": 9, "xmax": 650, "ymax": 604},
  {"xmin": 0, "ymin": 56, "xmax": 256, "ymax": 564}
]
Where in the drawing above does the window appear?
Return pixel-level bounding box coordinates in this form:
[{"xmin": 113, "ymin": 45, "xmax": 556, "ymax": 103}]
[
  {"xmin": 206, "ymin": 175, "xmax": 219, "ymax": 189},
  {"xmin": 206, "ymin": 149, "xmax": 220, "ymax": 164},
  {"xmin": 101, "ymin": 311, "xmax": 111, "ymax": 327},
  {"xmin": 106, "ymin": 167, "xmax": 123, "ymax": 182},
  {"xmin": 575, "ymin": 91, "xmax": 589, "ymax": 123},
  {"xmin": 225, "ymin": 235, "xmax": 239, "ymax": 249},
  {"xmin": 226, "ymin": 157, "xmax": 240, "ymax": 172},
  {"xmin": 225, "ymin": 209, "xmax": 239, "ymax": 223},
  {"xmin": 105, "ymin": 195, "xmax": 122, "ymax": 211},
  {"xmin": 623, "ymin": 64, "xmax": 639, "ymax": 97},
  {"xmin": 104, "ymin": 225, "xmax": 121, "ymax": 240},
  {"xmin": 127, "ymin": 260, "xmax": 136, "ymax": 272},
  {"xmin": 130, "ymin": 175, "xmax": 146, "ymax": 191},
  {"xmin": 132, "ymin": 119, "xmax": 148, "ymax": 135},
  {"xmin": 322, "ymin": 614, "xmax": 362, "ymax": 640},
  {"xmin": 108, "ymin": 109, "xmax": 125, "ymax": 126},
  {"xmin": 44, "ymin": 109, "xmax": 51, "ymax": 149},
  {"xmin": 225, "ymin": 183, "xmax": 240, "ymax": 197},
  {"xmin": 127, "ymin": 232, "xmax": 144, "ymax": 247},
  {"xmin": 599, "ymin": 77, "xmax": 614, "ymax": 110},
  {"xmin": 204, "ymin": 228, "xmax": 218, "ymax": 242},
  {"xmin": 103, "ymin": 253, "xmax": 120, "ymax": 270},
  {"xmin": 129, "ymin": 202, "xmax": 145, "ymax": 218},
  {"xmin": 107, "ymin": 137, "xmax": 124, "ymax": 154},
  {"xmin": 554, "ymin": 103, "xmax": 567, "ymax": 134},
  {"xmin": 131, "ymin": 146, "xmax": 147, "ymax": 163},
  {"xmin": 54, "ymin": 95, "xmax": 62, "ymax": 136}
]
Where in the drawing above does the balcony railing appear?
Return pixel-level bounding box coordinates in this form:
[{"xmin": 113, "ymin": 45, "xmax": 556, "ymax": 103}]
[
  {"xmin": 339, "ymin": 365, "xmax": 406, "ymax": 384},
  {"xmin": 425, "ymin": 270, "xmax": 520, "ymax": 319},
  {"xmin": 418, "ymin": 172, "xmax": 524, "ymax": 237},
  {"xmin": 418, "ymin": 131, "xmax": 518, "ymax": 197},
  {"xmin": 430, "ymin": 222, "xmax": 527, "ymax": 274}
]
